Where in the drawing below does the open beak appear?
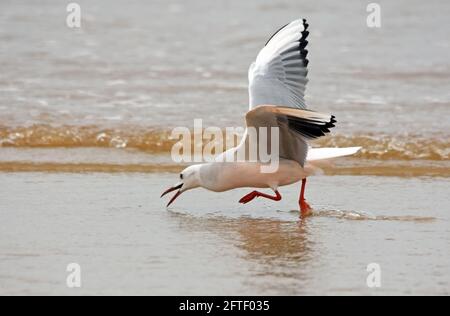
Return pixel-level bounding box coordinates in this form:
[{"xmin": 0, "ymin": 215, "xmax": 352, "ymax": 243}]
[{"xmin": 161, "ymin": 183, "xmax": 183, "ymax": 207}]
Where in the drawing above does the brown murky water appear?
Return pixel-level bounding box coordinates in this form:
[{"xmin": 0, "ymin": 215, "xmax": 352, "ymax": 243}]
[
  {"xmin": 0, "ymin": 0, "xmax": 449, "ymax": 295},
  {"xmin": 0, "ymin": 173, "xmax": 449, "ymax": 295},
  {"xmin": 0, "ymin": 0, "xmax": 449, "ymax": 176}
]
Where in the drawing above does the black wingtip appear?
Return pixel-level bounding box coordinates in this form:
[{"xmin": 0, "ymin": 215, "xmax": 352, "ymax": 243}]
[
  {"xmin": 266, "ymin": 19, "xmax": 310, "ymax": 68},
  {"xmin": 303, "ymin": 19, "xmax": 308, "ymax": 28},
  {"xmin": 265, "ymin": 18, "xmax": 309, "ymax": 47},
  {"xmin": 299, "ymin": 19, "xmax": 309, "ymax": 68},
  {"xmin": 299, "ymin": 39, "xmax": 308, "ymax": 49},
  {"xmin": 264, "ymin": 22, "xmax": 289, "ymax": 46},
  {"xmin": 300, "ymin": 49, "xmax": 308, "ymax": 60}
]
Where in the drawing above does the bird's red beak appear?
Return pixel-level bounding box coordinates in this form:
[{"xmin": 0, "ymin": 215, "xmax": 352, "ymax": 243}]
[{"xmin": 161, "ymin": 183, "xmax": 183, "ymax": 207}]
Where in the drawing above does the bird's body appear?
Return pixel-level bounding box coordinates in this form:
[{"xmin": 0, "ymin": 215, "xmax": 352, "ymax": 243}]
[
  {"xmin": 161, "ymin": 18, "xmax": 361, "ymax": 216},
  {"xmin": 192, "ymin": 159, "xmax": 308, "ymax": 193}
]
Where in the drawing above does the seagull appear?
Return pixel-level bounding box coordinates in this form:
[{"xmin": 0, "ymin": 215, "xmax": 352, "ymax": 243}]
[{"xmin": 161, "ymin": 18, "xmax": 361, "ymax": 216}]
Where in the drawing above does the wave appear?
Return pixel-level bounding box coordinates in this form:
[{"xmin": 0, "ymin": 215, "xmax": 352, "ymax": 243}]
[{"xmin": 1, "ymin": 124, "xmax": 449, "ymax": 161}]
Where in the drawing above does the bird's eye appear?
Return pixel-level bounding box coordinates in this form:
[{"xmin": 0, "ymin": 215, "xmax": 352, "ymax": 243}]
[{"xmin": 180, "ymin": 174, "xmax": 183, "ymax": 179}]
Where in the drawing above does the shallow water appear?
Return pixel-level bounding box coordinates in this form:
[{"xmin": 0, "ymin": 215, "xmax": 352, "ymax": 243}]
[{"xmin": 0, "ymin": 173, "xmax": 448, "ymax": 295}]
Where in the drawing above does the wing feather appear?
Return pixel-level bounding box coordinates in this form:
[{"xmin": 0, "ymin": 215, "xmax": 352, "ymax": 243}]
[
  {"xmin": 249, "ymin": 19, "xmax": 310, "ymax": 109},
  {"xmin": 244, "ymin": 105, "xmax": 336, "ymax": 167}
]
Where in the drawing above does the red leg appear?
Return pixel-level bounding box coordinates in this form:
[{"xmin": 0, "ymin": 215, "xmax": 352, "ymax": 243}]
[
  {"xmin": 299, "ymin": 178, "xmax": 312, "ymax": 216},
  {"xmin": 239, "ymin": 190, "xmax": 281, "ymax": 204}
]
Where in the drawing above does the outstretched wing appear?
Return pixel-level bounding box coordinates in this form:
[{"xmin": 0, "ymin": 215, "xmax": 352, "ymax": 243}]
[{"xmin": 248, "ymin": 19, "xmax": 310, "ymax": 109}]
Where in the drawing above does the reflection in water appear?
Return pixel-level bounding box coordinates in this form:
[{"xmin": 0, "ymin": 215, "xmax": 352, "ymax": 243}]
[
  {"xmin": 167, "ymin": 207, "xmax": 433, "ymax": 264},
  {"xmin": 233, "ymin": 217, "xmax": 314, "ymax": 294},
  {"xmin": 168, "ymin": 211, "xmax": 312, "ymax": 262},
  {"xmin": 167, "ymin": 210, "xmax": 314, "ymax": 294},
  {"xmin": 166, "ymin": 205, "xmax": 437, "ymax": 294},
  {"xmin": 235, "ymin": 217, "xmax": 311, "ymax": 263}
]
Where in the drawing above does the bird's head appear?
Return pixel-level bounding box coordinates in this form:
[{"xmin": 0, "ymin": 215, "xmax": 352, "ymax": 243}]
[{"xmin": 160, "ymin": 164, "xmax": 202, "ymax": 207}]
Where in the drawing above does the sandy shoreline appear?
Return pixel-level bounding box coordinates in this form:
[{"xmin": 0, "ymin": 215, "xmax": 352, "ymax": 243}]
[
  {"xmin": 1, "ymin": 172, "xmax": 448, "ymax": 295},
  {"xmin": 0, "ymin": 147, "xmax": 449, "ymax": 177}
]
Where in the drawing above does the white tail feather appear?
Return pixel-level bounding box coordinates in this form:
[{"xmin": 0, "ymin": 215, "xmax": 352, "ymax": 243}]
[{"xmin": 306, "ymin": 147, "xmax": 361, "ymax": 161}]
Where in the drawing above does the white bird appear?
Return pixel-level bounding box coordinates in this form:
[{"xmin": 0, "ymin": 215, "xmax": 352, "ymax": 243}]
[{"xmin": 161, "ymin": 19, "xmax": 361, "ymax": 216}]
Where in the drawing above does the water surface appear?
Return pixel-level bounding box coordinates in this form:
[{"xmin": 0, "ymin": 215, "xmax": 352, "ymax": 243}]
[{"xmin": 0, "ymin": 173, "xmax": 448, "ymax": 295}]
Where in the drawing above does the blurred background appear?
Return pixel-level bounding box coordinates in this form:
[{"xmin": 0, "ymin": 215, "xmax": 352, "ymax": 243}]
[
  {"xmin": 0, "ymin": 0, "xmax": 449, "ymax": 171},
  {"xmin": 0, "ymin": 0, "xmax": 449, "ymax": 163}
]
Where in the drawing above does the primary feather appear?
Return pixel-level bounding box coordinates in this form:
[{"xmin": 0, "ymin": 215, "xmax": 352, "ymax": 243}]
[{"xmin": 249, "ymin": 19, "xmax": 310, "ymax": 109}]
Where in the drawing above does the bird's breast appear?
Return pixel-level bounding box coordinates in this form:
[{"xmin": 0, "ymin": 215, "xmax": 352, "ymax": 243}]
[{"xmin": 205, "ymin": 159, "xmax": 306, "ymax": 192}]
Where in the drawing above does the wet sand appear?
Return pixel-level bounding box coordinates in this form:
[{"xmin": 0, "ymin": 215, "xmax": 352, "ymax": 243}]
[{"xmin": 0, "ymin": 172, "xmax": 448, "ymax": 295}]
